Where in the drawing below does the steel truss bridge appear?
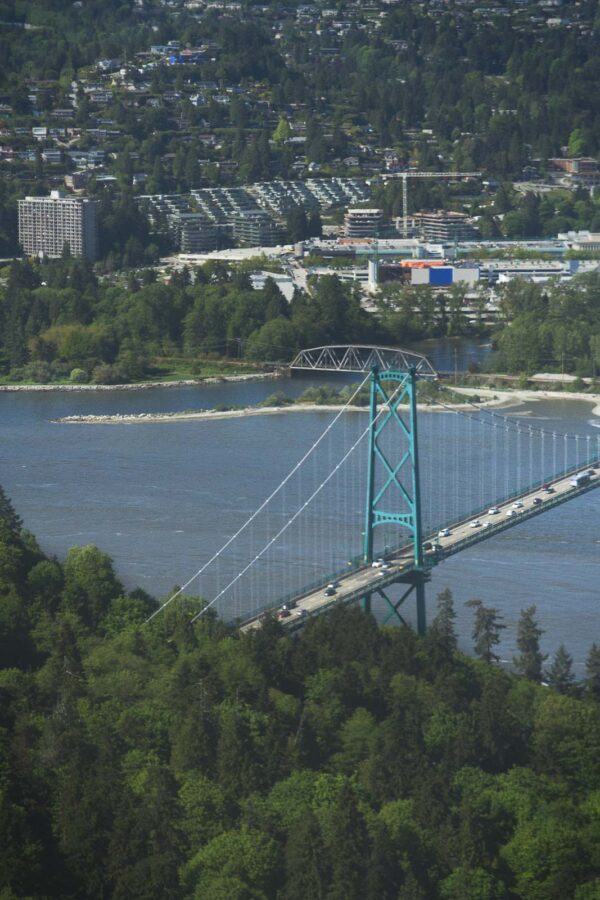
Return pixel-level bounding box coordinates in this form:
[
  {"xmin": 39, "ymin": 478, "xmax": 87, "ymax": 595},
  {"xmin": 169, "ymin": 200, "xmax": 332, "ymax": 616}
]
[
  {"xmin": 290, "ymin": 345, "xmax": 438, "ymax": 378},
  {"xmin": 149, "ymin": 345, "xmax": 600, "ymax": 635}
]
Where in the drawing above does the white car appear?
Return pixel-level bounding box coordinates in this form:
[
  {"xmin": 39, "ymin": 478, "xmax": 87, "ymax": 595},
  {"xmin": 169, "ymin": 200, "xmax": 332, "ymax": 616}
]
[
  {"xmin": 470, "ymin": 520, "xmax": 481, "ymax": 528},
  {"xmin": 488, "ymin": 507, "xmax": 499, "ymax": 515},
  {"xmin": 438, "ymin": 528, "xmax": 450, "ymax": 537},
  {"xmin": 506, "ymin": 509, "xmax": 516, "ymax": 517},
  {"xmin": 371, "ymin": 559, "xmax": 384, "ymax": 568},
  {"xmin": 512, "ymin": 500, "xmax": 524, "ymax": 509},
  {"xmin": 482, "ymin": 521, "xmax": 491, "ymax": 528}
]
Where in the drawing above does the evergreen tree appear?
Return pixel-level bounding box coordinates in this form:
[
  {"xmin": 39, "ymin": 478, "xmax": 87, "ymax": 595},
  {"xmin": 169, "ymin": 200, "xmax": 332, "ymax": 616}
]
[
  {"xmin": 513, "ymin": 605, "xmax": 546, "ymax": 682},
  {"xmin": 427, "ymin": 588, "xmax": 457, "ymax": 660},
  {"xmin": 326, "ymin": 782, "xmax": 368, "ymax": 900},
  {"xmin": 585, "ymin": 643, "xmax": 600, "ymax": 700},
  {"xmin": 546, "ymin": 643, "xmax": 576, "ymax": 695},
  {"xmin": 0, "ymin": 484, "xmax": 23, "ymax": 536},
  {"xmin": 465, "ymin": 599, "xmax": 506, "ymax": 665},
  {"xmin": 283, "ymin": 810, "xmax": 327, "ymax": 900}
]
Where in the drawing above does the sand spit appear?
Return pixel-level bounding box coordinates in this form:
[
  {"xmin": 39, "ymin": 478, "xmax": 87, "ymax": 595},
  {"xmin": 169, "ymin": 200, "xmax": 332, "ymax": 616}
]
[{"xmin": 54, "ymin": 392, "xmax": 528, "ymax": 425}]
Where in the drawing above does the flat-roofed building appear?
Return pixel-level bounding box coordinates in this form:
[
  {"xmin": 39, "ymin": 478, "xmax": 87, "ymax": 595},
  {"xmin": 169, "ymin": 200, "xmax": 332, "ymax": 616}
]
[
  {"xmin": 18, "ymin": 190, "xmax": 98, "ymax": 260},
  {"xmin": 414, "ymin": 210, "xmax": 479, "ymax": 242},
  {"xmin": 344, "ymin": 207, "xmax": 382, "ymax": 238},
  {"xmin": 233, "ymin": 210, "xmax": 282, "ymax": 246}
]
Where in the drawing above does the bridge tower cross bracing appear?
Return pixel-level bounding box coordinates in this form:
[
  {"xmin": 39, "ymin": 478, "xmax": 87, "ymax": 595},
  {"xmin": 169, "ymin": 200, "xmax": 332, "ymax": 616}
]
[{"xmin": 362, "ymin": 364, "xmax": 428, "ymax": 634}]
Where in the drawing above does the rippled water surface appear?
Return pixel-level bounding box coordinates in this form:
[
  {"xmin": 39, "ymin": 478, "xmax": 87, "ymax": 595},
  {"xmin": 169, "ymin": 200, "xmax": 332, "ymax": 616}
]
[{"xmin": 1, "ymin": 374, "xmax": 598, "ymax": 667}]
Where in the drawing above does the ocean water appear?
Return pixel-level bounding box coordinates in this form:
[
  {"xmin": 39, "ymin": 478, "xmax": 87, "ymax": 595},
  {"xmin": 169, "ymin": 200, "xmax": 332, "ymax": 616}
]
[{"xmin": 0, "ymin": 376, "xmax": 598, "ymax": 669}]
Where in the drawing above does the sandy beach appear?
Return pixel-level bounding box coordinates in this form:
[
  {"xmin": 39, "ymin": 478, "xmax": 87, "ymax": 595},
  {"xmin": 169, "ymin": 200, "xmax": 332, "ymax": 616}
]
[{"xmin": 453, "ymin": 386, "xmax": 600, "ymax": 418}]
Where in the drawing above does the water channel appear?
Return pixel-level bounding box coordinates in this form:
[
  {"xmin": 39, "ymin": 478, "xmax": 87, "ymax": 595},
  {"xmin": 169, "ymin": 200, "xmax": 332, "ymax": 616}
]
[{"xmin": 1, "ymin": 342, "xmax": 598, "ymax": 669}]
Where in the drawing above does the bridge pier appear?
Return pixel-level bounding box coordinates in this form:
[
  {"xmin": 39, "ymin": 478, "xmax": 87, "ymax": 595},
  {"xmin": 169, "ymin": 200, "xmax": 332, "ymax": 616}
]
[{"xmin": 362, "ymin": 568, "xmax": 429, "ymax": 635}]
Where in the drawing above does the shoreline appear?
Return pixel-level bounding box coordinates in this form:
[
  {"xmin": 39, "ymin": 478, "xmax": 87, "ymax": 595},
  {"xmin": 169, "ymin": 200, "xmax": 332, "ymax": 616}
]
[
  {"xmin": 453, "ymin": 386, "xmax": 600, "ymax": 418},
  {"xmin": 0, "ymin": 372, "xmax": 281, "ymax": 392},
  {"xmin": 53, "ymin": 386, "xmax": 600, "ymax": 426},
  {"xmin": 54, "ymin": 392, "xmax": 530, "ymax": 425}
]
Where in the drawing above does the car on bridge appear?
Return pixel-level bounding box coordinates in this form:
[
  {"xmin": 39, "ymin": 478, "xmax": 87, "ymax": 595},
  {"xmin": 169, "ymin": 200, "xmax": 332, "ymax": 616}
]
[
  {"xmin": 470, "ymin": 519, "xmax": 481, "ymax": 528},
  {"xmin": 425, "ymin": 543, "xmax": 443, "ymax": 555},
  {"xmin": 438, "ymin": 528, "xmax": 451, "ymax": 537},
  {"xmin": 488, "ymin": 506, "xmax": 500, "ymax": 515},
  {"xmin": 324, "ymin": 586, "xmax": 337, "ymax": 597}
]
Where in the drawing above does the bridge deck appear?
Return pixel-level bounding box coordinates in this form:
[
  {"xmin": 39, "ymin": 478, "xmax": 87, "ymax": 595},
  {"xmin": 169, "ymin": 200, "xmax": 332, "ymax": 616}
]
[{"xmin": 240, "ymin": 464, "xmax": 599, "ymax": 632}]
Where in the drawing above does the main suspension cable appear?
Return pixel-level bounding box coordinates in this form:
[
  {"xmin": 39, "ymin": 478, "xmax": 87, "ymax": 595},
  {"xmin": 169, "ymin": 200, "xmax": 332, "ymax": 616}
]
[
  {"xmin": 145, "ymin": 372, "xmax": 370, "ymax": 623},
  {"xmin": 189, "ymin": 379, "xmax": 407, "ymax": 624}
]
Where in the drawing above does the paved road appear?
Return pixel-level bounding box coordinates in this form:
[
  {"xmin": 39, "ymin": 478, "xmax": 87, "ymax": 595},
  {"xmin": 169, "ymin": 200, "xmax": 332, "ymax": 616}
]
[{"xmin": 241, "ymin": 464, "xmax": 598, "ymax": 632}]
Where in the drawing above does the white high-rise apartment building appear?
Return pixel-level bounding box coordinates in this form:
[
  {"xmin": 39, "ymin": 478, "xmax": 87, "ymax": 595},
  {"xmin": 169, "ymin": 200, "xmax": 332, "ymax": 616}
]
[{"xmin": 18, "ymin": 191, "xmax": 98, "ymax": 261}]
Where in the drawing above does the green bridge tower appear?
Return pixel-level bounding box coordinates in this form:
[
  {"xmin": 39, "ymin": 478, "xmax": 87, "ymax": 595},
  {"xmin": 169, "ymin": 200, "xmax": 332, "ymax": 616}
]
[{"xmin": 362, "ymin": 365, "xmax": 428, "ymax": 634}]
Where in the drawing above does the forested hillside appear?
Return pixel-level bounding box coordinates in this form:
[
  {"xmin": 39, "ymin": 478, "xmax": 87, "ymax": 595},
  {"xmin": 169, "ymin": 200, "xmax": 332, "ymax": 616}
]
[
  {"xmin": 1, "ymin": 0, "xmax": 600, "ymax": 254},
  {"xmin": 2, "ymin": 486, "xmax": 600, "ymax": 898}
]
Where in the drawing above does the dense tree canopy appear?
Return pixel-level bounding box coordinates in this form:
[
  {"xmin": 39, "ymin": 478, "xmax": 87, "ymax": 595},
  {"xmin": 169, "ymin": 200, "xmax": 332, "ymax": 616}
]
[{"xmin": 2, "ymin": 492, "xmax": 600, "ymax": 897}]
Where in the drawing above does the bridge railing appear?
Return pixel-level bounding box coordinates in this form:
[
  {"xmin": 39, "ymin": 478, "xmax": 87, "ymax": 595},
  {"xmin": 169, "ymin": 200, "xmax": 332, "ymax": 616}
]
[
  {"xmin": 237, "ymin": 454, "xmax": 599, "ymax": 628},
  {"xmin": 437, "ymin": 474, "xmax": 600, "ymax": 561},
  {"xmin": 235, "ymin": 551, "xmax": 368, "ymax": 625},
  {"xmin": 427, "ymin": 451, "xmax": 600, "ymax": 542}
]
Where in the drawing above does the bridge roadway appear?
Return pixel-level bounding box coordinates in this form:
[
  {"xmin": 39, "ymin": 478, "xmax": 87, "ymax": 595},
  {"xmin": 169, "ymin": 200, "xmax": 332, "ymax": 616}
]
[{"xmin": 240, "ymin": 463, "xmax": 599, "ymax": 633}]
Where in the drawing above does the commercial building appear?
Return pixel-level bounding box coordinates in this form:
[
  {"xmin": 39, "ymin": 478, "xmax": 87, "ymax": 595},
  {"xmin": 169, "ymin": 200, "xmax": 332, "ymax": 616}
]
[
  {"xmin": 18, "ymin": 191, "xmax": 98, "ymax": 260},
  {"xmin": 413, "ymin": 210, "xmax": 479, "ymax": 242},
  {"xmin": 344, "ymin": 208, "xmax": 382, "ymax": 238}
]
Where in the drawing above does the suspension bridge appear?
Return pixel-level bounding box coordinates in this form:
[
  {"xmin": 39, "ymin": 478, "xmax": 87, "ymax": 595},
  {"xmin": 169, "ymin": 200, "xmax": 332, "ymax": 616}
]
[{"xmin": 148, "ymin": 346, "xmax": 600, "ymax": 634}]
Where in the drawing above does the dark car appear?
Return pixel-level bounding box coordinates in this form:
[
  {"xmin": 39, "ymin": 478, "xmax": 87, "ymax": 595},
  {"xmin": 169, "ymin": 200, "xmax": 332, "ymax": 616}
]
[
  {"xmin": 324, "ymin": 587, "xmax": 337, "ymax": 597},
  {"xmin": 278, "ymin": 607, "xmax": 291, "ymax": 619},
  {"xmin": 533, "ymin": 497, "xmax": 543, "ymax": 505}
]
